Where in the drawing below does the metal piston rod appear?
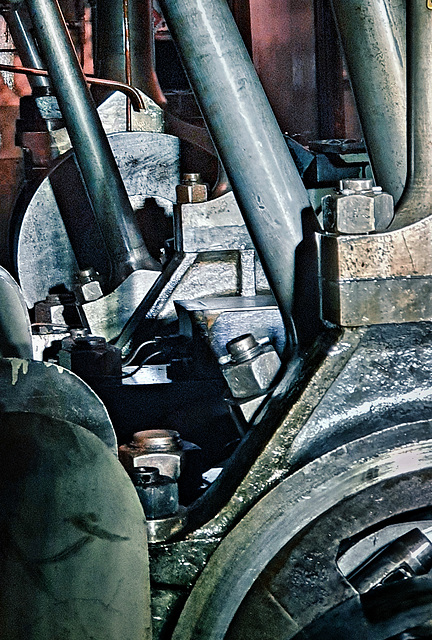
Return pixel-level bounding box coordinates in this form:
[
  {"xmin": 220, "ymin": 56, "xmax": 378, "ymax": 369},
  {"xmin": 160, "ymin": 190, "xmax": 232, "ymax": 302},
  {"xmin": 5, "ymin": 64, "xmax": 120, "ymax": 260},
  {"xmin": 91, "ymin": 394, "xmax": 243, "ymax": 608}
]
[
  {"xmin": 2, "ymin": 5, "xmax": 50, "ymax": 91},
  {"xmin": 94, "ymin": 0, "xmax": 166, "ymax": 108},
  {"xmin": 330, "ymin": 0, "xmax": 406, "ymax": 203},
  {"xmin": 157, "ymin": 0, "xmax": 310, "ymax": 340},
  {"xmin": 25, "ymin": 0, "xmax": 160, "ymax": 293},
  {"xmin": 389, "ymin": 0, "xmax": 432, "ymax": 228}
]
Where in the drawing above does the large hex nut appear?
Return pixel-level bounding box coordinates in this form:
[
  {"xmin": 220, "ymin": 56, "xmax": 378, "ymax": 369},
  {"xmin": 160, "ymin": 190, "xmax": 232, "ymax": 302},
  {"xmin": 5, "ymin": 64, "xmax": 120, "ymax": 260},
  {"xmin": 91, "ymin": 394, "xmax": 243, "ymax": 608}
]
[
  {"xmin": 322, "ymin": 187, "xmax": 394, "ymax": 234},
  {"xmin": 221, "ymin": 345, "xmax": 281, "ymax": 398},
  {"xmin": 176, "ymin": 173, "xmax": 208, "ymax": 204},
  {"xmin": 119, "ymin": 430, "xmax": 184, "ymax": 480}
]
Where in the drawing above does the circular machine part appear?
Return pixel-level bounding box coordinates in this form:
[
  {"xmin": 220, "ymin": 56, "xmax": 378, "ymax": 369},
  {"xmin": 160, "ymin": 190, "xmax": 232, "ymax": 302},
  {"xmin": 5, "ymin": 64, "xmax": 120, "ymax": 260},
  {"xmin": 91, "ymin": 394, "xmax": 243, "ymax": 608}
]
[
  {"xmin": 172, "ymin": 420, "xmax": 432, "ymax": 640},
  {"xmin": 0, "ymin": 411, "xmax": 151, "ymax": 640},
  {"xmin": 0, "ymin": 357, "xmax": 117, "ymax": 453},
  {"xmin": 0, "ymin": 266, "xmax": 32, "ymax": 359},
  {"xmin": 15, "ymin": 131, "xmax": 180, "ymax": 309}
]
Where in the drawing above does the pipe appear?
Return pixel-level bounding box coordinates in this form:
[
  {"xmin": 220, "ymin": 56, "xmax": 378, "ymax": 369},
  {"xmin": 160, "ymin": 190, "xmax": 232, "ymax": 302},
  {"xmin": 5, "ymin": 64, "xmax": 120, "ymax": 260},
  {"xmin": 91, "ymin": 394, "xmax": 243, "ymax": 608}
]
[
  {"xmin": 331, "ymin": 0, "xmax": 406, "ymax": 203},
  {"xmin": 94, "ymin": 0, "xmax": 166, "ymax": 108},
  {"xmin": 390, "ymin": 0, "xmax": 432, "ymax": 229},
  {"xmin": 0, "ymin": 63, "xmax": 146, "ymax": 112},
  {"xmin": 2, "ymin": 6, "xmax": 50, "ymax": 91},
  {"xmin": 157, "ymin": 0, "xmax": 309, "ymax": 334},
  {"xmin": 26, "ymin": 0, "xmax": 160, "ymax": 292}
]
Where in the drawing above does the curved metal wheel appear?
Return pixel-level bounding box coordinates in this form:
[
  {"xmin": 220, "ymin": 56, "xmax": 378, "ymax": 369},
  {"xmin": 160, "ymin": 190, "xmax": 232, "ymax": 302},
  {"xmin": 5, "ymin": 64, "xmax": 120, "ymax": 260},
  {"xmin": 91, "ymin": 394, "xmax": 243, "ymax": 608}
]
[
  {"xmin": 0, "ymin": 357, "xmax": 117, "ymax": 453},
  {"xmin": 14, "ymin": 131, "xmax": 179, "ymax": 309},
  {"xmin": 172, "ymin": 421, "xmax": 432, "ymax": 640}
]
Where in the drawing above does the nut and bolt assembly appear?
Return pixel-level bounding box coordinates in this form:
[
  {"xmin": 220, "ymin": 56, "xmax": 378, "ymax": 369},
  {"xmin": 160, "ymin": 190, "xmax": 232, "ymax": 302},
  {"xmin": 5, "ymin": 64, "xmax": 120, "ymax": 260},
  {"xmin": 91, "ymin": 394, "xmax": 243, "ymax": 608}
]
[
  {"xmin": 79, "ymin": 267, "xmax": 103, "ymax": 302},
  {"xmin": 322, "ymin": 179, "xmax": 394, "ymax": 234},
  {"xmin": 131, "ymin": 466, "xmax": 180, "ymax": 520},
  {"xmin": 176, "ymin": 172, "xmax": 208, "ymax": 204},
  {"xmin": 119, "ymin": 429, "xmax": 184, "ymax": 480},
  {"xmin": 219, "ymin": 333, "xmax": 281, "ymax": 399}
]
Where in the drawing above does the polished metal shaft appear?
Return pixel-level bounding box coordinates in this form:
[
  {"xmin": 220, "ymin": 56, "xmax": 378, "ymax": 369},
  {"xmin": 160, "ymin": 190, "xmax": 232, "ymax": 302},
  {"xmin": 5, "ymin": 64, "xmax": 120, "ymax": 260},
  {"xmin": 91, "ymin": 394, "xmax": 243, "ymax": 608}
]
[
  {"xmin": 331, "ymin": 0, "xmax": 406, "ymax": 203},
  {"xmin": 391, "ymin": 0, "xmax": 432, "ymax": 228},
  {"xmin": 26, "ymin": 0, "xmax": 159, "ymax": 291},
  {"xmin": 157, "ymin": 0, "xmax": 309, "ymax": 332},
  {"xmin": 94, "ymin": 0, "xmax": 166, "ymax": 107},
  {"xmin": 3, "ymin": 6, "xmax": 50, "ymax": 90}
]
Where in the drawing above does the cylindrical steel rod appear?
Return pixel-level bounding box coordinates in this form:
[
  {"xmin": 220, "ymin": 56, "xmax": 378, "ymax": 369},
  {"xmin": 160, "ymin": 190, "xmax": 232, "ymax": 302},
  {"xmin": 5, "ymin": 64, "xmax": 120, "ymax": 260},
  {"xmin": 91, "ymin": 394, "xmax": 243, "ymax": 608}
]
[
  {"xmin": 26, "ymin": 0, "xmax": 159, "ymax": 291},
  {"xmin": 390, "ymin": 0, "xmax": 432, "ymax": 228},
  {"xmin": 95, "ymin": 0, "xmax": 166, "ymax": 108},
  {"xmin": 2, "ymin": 6, "xmax": 50, "ymax": 90},
  {"xmin": 157, "ymin": 0, "xmax": 309, "ymax": 333},
  {"xmin": 331, "ymin": 0, "xmax": 406, "ymax": 203}
]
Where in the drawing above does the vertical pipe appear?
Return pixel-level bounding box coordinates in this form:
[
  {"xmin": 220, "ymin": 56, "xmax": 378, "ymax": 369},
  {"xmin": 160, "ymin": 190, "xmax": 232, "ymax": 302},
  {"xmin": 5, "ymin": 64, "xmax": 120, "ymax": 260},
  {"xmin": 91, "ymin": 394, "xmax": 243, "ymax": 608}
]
[
  {"xmin": 331, "ymin": 0, "xmax": 406, "ymax": 203},
  {"xmin": 157, "ymin": 0, "xmax": 310, "ymax": 333},
  {"xmin": 95, "ymin": 0, "xmax": 166, "ymax": 107},
  {"xmin": 314, "ymin": 0, "xmax": 345, "ymax": 139},
  {"xmin": 2, "ymin": 6, "xmax": 50, "ymax": 91},
  {"xmin": 26, "ymin": 0, "xmax": 159, "ymax": 291},
  {"xmin": 391, "ymin": 0, "xmax": 432, "ymax": 228}
]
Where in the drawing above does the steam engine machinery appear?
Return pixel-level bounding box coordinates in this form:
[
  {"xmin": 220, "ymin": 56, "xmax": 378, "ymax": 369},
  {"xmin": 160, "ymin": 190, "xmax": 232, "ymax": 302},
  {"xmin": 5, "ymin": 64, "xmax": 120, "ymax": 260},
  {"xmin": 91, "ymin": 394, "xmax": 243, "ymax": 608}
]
[{"xmin": 2, "ymin": 0, "xmax": 432, "ymax": 638}]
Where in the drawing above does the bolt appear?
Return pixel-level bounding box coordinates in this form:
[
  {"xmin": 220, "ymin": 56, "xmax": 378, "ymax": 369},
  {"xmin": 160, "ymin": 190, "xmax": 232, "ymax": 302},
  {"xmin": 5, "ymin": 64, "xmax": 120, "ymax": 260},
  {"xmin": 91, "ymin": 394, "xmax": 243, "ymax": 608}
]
[
  {"xmin": 221, "ymin": 333, "xmax": 281, "ymax": 398},
  {"xmin": 226, "ymin": 333, "xmax": 262, "ymax": 363}
]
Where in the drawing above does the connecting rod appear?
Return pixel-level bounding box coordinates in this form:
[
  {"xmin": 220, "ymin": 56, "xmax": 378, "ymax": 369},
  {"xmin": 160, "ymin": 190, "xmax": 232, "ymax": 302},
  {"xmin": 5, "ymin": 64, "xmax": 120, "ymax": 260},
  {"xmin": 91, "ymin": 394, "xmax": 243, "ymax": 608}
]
[
  {"xmin": 25, "ymin": 0, "xmax": 160, "ymax": 292},
  {"xmin": 157, "ymin": 0, "xmax": 310, "ymax": 336},
  {"xmin": 2, "ymin": 5, "xmax": 50, "ymax": 91},
  {"xmin": 94, "ymin": 0, "xmax": 166, "ymax": 108}
]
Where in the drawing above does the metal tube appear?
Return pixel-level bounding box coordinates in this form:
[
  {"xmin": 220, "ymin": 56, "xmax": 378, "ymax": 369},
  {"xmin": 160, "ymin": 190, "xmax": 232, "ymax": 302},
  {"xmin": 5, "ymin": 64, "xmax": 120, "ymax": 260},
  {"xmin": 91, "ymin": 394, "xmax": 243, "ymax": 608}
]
[
  {"xmin": 331, "ymin": 0, "xmax": 406, "ymax": 203},
  {"xmin": 26, "ymin": 0, "xmax": 160, "ymax": 291},
  {"xmin": 0, "ymin": 63, "xmax": 146, "ymax": 112},
  {"xmin": 157, "ymin": 0, "xmax": 309, "ymax": 332},
  {"xmin": 390, "ymin": 0, "xmax": 432, "ymax": 229},
  {"xmin": 2, "ymin": 6, "xmax": 50, "ymax": 91},
  {"xmin": 95, "ymin": 0, "xmax": 166, "ymax": 108}
]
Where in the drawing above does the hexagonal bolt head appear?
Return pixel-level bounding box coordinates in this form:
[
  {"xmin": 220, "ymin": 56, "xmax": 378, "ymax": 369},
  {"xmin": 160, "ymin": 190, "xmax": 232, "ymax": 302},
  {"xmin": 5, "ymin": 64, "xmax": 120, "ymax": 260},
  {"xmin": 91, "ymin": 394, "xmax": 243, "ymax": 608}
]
[
  {"xmin": 79, "ymin": 267, "xmax": 103, "ymax": 302},
  {"xmin": 81, "ymin": 279, "xmax": 103, "ymax": 302},
  {"xmin": 176, "ymin": 172, "xmax": 208, "ymax": 204},
  {"xmin": 322, "ymin": 181, "xmax": 394, "ymax": 234},
  {"xmin": 221, "ymin": 344, "xmax": 281, "ymax": 399}
]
